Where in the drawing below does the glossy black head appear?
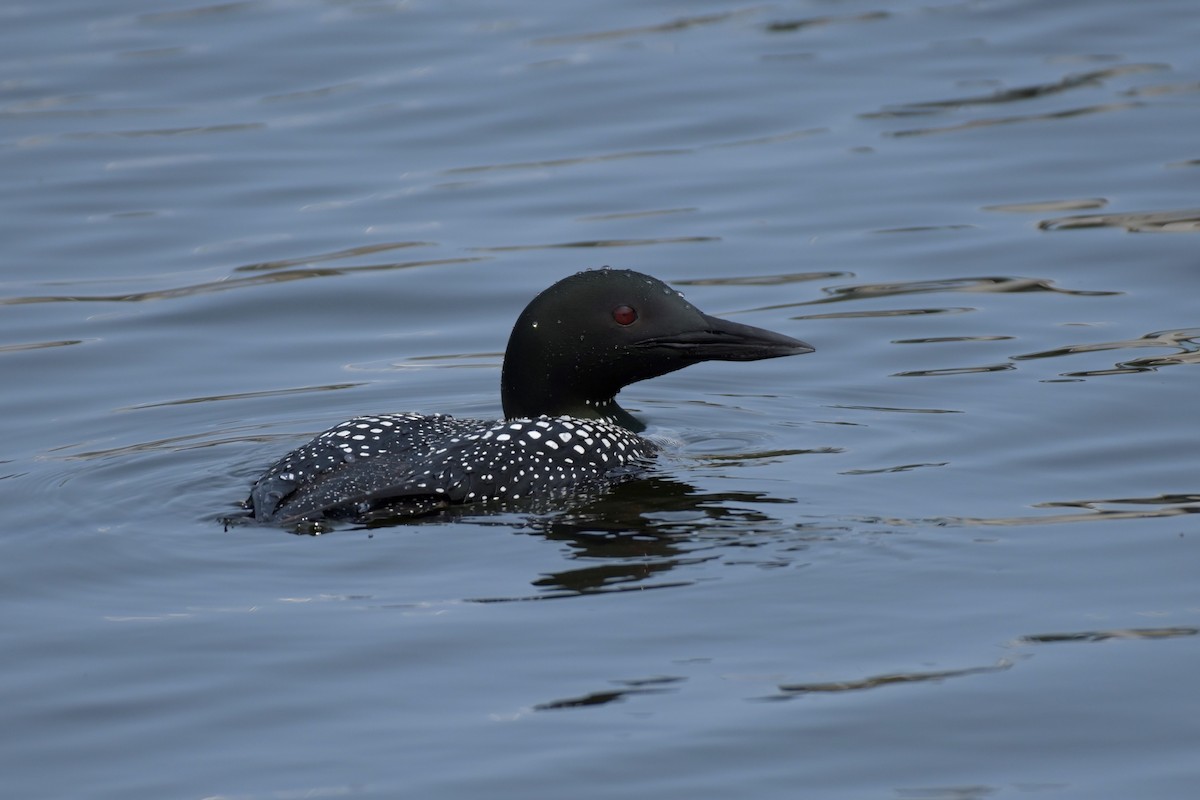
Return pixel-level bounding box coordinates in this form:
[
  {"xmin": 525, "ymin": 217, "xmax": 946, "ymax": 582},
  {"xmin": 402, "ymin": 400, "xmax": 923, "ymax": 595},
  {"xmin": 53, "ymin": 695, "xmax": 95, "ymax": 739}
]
[{"xmin": 500, "ymin": 268, "xmax": 813, "ymax": 431}]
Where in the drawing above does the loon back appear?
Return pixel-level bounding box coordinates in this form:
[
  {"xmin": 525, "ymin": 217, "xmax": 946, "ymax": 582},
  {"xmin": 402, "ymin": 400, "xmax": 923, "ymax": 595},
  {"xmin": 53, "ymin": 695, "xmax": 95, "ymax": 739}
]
[
  {"xmin": 249, "ymin": 413, "xmax": 653, "ymax": 525},
  {"xmin": 245, "ymin": 267, "xmax": 812, "ymax": 526}
]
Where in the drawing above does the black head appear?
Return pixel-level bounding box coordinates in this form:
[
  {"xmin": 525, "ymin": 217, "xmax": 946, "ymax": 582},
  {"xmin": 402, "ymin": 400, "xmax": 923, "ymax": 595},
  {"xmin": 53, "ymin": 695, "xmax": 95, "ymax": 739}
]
[{"xmin": 500, "ymin": 268, "xmax": 813, "ymax": 431}]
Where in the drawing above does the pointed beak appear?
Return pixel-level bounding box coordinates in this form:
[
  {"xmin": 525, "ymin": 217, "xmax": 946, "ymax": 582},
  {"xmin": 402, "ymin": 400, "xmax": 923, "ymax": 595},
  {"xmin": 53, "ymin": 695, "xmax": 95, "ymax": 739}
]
[{"xmin": 636, "ymin": 312, "xmax": 814, "ymax": 361}]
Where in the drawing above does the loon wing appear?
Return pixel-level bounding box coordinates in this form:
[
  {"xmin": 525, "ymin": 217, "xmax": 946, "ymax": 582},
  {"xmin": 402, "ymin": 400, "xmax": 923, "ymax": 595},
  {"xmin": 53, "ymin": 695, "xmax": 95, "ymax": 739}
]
[
  {"xmin": 264, "ymin": 454, "xmax": 445, "ymax": 524},
  {"xmin": 248, "ymin": 413, "xmax": 473, "ymax": 522}
]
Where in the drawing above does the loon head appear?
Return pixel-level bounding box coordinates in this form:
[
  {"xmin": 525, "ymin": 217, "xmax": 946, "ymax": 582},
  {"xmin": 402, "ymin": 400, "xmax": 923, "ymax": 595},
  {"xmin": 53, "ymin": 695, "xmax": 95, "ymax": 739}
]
[{"xmin": 500, "ymin": 268, "xmax": 814, "ymax": 432}]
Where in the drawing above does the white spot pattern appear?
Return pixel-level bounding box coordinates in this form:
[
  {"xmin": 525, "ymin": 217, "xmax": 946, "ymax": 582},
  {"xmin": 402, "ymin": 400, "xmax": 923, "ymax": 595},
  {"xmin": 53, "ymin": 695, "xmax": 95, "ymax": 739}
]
[{"xmin": 249, "ymin": 411, "xmax": 654, "ymax": 523}]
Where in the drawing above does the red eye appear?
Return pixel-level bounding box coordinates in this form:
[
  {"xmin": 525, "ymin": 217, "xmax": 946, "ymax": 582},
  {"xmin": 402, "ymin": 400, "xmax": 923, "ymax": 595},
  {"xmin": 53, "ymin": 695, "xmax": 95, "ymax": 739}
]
[{"xmin": 612, "ymin": 305, "xmax": 638, "ymax": 326}]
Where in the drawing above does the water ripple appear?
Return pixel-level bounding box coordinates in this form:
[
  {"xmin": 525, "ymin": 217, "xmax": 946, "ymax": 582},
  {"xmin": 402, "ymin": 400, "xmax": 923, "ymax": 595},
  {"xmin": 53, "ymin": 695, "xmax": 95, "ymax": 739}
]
[
  {"xmin": 0, "ymin": 338, "xmax": 88, "ymax": 354},
  {"xmin": 136, "ymin": 2, "xmax": 256, "ymax": 24},
  {"xmin": 805, "ymin": 276, "xmax": 1118, "ymax": 305},
  {"xmin": 1013, "ymin": 327, "xmax": 1200, "ymax": 376},
  {"xmin": 841, "ymin": 461, "xmax": 949, "ymax": 475},
  {"xmin": 1038, "ymin": 208, "xmax": 1200, "ymax": 232},
  {"xmin": 469, "ymin": 236, "xmax": 718, "ymax": 252},
  {"xmin": 709, "ymin": 127, "xmax": 827, "ymax": 148},
  {"xmin": 533, "ymin": 676, "xmax": 683, "ymax": 711},
  {"xmin": 576, "ymin": 207, "xmax": 697, "ymax": 222},
  {"xmin": 884, "ymin": 102, "xmax": 1141, "ymax": 138},
  {"xmin": 0, "ymin": 105, "xmax": 180, "ymax": 121},
  {"xmin": 233, "ymin": 242, "xmax": 437, "ymax": 273},
  {"xmin": 984, "ymin": 198, "xmax": 1107, "ymax": 213},
  {"xmin": 122, "ymin": 383, "xmax": 366, "ymax": 411},
  {"xmin": 533, "ymin": 8, "xmax": 759, "ymax": 45},
  {"xmin": 874, "ymin": 224, "xmax": 976, "ymax": 234},
  {"xmin": 765, "ymin": 626, "xmax": 1191, "ymax": 705},
  {"xmin": 893, "ymin": 363, "xmax": 1015, "ymax": 378},
  {"xmin": 445, "ymin": 129, "xmax": 821, "ymax": 177},
  {"xmin": 892, "ymin": 335, "xmax": 1013, "ymax": 345},
  {"xmin": 445, "ymin": 148, "xmax": 691, "ymax": 175},
  {"xmin": 1020, "ymin": 627, "xmax": 1197, "ymax": 644},
  {"xmin": 61, "ymin": 122, "xmax": 266, "ymax": 140},
  {"xmin": 830, "ymin": 404, "xmax": 963, "ymax": 415},
  {"xmin": 930, "ymin": 492, "xmax": 1200, "ymax": 526},
  {"xmin": 792, "ymin": 307, "xmax": 974, "ymax": 320},
  {"xmin": 1121, "ymin": 80, "xmax": 1200, "ymax": 98},
  {"xmin": 0, "ymin": 257, "xmax": 487, "ymax": 305},
  {"xmin": 771, "ymin": 659, "xmax": 1013, "ymax": 699},
  {"xmin": 677, "ymin": 270, "xmax": 846, "ymax": 287},
  {"xmin": 873, "ymin": 64, "xmax": 1165, "ymax": 117},
  {"xmin": 53, "ymin": 426, "xmax": 280, "ymax": 461},
  {"xmin": 765, "ymin": 10, "xmax": 890, "ymax": 34}
]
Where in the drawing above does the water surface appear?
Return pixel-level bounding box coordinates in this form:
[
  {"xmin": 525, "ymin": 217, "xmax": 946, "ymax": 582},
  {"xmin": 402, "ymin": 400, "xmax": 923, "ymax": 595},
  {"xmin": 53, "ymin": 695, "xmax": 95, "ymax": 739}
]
[{"xmin": 3, "ymin": 1, "xmax": 1199, "ymax": 798}]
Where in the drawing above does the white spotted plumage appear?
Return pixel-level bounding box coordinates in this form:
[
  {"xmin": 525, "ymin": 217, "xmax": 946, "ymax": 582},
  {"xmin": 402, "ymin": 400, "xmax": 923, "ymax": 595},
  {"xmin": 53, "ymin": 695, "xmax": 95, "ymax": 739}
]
[{"xmin": 249, "ymin": 412, "xmax": 655, "ymax": 523}]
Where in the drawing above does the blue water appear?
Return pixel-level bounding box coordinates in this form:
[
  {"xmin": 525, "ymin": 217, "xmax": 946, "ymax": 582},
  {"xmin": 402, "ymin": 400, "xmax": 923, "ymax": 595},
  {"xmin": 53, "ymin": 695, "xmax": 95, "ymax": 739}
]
[{"xmin": 3, "ymin": 1, "xmax": 1199, "ymax": 797}]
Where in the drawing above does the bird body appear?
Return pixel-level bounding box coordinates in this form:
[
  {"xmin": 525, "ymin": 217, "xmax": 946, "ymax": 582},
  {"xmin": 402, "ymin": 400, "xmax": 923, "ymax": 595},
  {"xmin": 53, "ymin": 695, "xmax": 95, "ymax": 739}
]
[{"xmin": 245, "ymin": 268, "xmax": 812, "ymax": 525}]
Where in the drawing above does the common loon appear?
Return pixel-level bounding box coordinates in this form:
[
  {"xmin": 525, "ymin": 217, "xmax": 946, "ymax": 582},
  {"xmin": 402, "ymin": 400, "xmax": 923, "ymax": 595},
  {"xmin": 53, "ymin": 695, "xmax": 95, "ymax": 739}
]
[{"xmin": 245, "ymin": 268, "xmax": 812, "ymax": 525}]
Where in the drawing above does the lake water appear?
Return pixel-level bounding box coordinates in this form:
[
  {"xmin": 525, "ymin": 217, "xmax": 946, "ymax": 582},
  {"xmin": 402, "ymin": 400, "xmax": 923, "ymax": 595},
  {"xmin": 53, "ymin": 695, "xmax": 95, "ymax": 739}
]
[{"xmin": 3, "ymin": 0, "xmax": 1199, "ymax": 797}]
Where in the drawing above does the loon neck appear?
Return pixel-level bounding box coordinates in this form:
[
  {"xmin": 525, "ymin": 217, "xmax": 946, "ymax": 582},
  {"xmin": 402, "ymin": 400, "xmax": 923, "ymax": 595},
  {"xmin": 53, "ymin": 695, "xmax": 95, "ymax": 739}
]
[
  {"xmin": 584, "ymin": 398, "xmax": 645, "ymax": 432},
  {"xmin": 563, "ymin": 397, "xmax": 646, "ymax": 433},
  {"xmin": 500, "ymin": 316, "xmax": 647, "ymax": 432},
  {"xmin": 500, "ymin": 381, "xmax": 646, "ymax": 433}
]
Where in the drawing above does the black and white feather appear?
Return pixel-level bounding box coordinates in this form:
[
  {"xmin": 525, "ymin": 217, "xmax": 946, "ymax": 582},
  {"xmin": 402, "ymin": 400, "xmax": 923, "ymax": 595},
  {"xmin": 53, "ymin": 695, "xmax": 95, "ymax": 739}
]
[{"xmin": 249, "ymin": 412, "xmax": 654, "ymax": 524}]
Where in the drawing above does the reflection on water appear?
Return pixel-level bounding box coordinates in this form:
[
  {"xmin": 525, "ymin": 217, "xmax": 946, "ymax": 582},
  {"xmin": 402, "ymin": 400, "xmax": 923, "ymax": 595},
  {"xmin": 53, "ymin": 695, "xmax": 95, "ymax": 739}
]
[
  {"xmin": 804, "ymin": 276, "xmax": 1118, "ymax": 304},
  {"xmin": 871, "ymin": 63, "xmax": 1164, "ymax": 116},
  {"xmin": 1038, "ymin": 208, "xmax": 1200, "ymax": 232},
  {"xmin": 770, "ymin": 659, "xmax": 1013, "ymax": 700},
  {"xmin": 577, "ymin": 207, "xmax": 697, "ymax": 222},
  {"xmin": 793, "ymin": 307, "xmax": 973, "ymax": 320},
  {"xmin": 134, "ymin": 3, "xmax": 255, "ymax": 25},
  {"xmin": 469, "ymin": 236, "xmax": 719, "ymax": 252},
  {"xmin": 885, "ymin": 101, "xmax": 1140, "ymax": 138},
  {"xmin": 1020, "ymin": 627, "xmax": 1197, "ymax": 644},
  {"xmin": 765, "ymin": 10, "xmax": 890, "ymax": 34},
  {"xmin": 765, "ymin": 623, "xmax": 1196, "ymax": 705},
  {"xmin": 742, "ymin": 273, "xmax": 1120, "ymax": 322},
  {"xmin": 928, "ymin": 491, "xmax": 1200, "ymax": 527},
  {"xmin": 861, "ymin": 56, "xmax": 1165, "ymax": 140},
  {"xmin": 983, "ymin": 198, "xmax": 1107, "ymax": 213},
  {"xmin": 894, "ymin": 363, "xmax": 1014, "ymax": 377},
  {"xmin": 533, "ymin": 676, "xmax": 684, "ymax": 711},
  {"xmin": 460, "ymin": 476, "xmax": 819, "ymax": 599},
  {"xmin": 444, "ymin": 148, "xmax": 691, "ymax": 174},
  {"xmin": 0, "ymin": 257, "xmax": 487, "ymax": 305},
  {"xmin": 675, "ymin": 271, "xmax": 845, "ymax": 288},
  {"xmin": 1014, "ymin": 327, "xmax": 1200, "ymax": 376},
  {"xmin": 532, "ymin": 8, "xmax": 756, "ymax": 45},
  {"xmin": 233, "ymin": 241, "xmax": 435, "ymax": 272},
  {"xmin": 831, "ymin": 404, "xmax": 961, "ymax": 414},
  {"xmin": 841, "ymin": 461, "xmax": 948, "ymax": 475},
  {"xmin": 1123, "ymin": 80, "xmax": 1200, "ymax": 97},
  {"xmin": 443, "ymin": 127, "xmax": 824, "ymax": 176},
  {"xmin": 892, "ymin": 335, "xmax": 1012, "ymax": 344},
  {"xmin": 121, "ymin": 383, "xmax": 367, "ymax": 411},
  {"xmin": 874, "ymin": 224, "xmax": 975, "ymax": 234},
  {"xmin": 0, "ymin": 338, "xmax": 87, "ymax": 353},
  {"xmin": 59, "ymin": 122, "xmax": 266, "ymax": 140}
]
